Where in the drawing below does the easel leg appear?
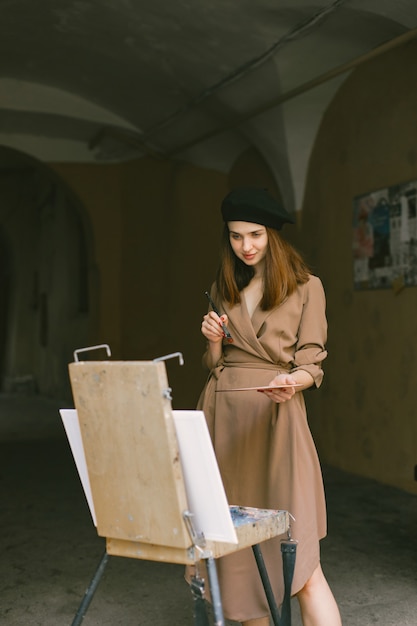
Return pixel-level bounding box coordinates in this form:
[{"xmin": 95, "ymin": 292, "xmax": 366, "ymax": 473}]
[
  {"xmin": 71, "ymin": 551, "xmax": 110, "ymax": 626},
  {"xmin": 280, "ymin": 541, "xmax": 297, "ymax": 626},
  {"xmin": 205, "ymin": 556, "xmax": 226, "ymax": 626},
  {"xmin": 252, "ymin": 544, "xmax": 282, "ymax": 626}
]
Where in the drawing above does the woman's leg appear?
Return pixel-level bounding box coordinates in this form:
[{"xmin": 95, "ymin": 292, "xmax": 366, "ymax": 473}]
[
  {"xmin": 242, "ymin": 618, "xmax": 270, "ymax": 626},
  {"xmin": 296, "ymin": 563, "xmax": 342, "ymax": 626}
]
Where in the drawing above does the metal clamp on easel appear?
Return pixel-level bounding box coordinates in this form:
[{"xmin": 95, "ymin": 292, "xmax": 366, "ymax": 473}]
[
  {"xmin": 183, "ymin": 511, "xmax": 215, "ymax": 626},
  {"xmin": 183, "ymin": 509, "xmax": 228, "ymax": 626},
  {"xmin": 73, "ymin": 343, "xmax": 112, "ymax": 362}
]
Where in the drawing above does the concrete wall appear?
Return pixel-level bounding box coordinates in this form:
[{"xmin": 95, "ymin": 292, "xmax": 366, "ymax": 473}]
[
  {"xmin": 118, "ymin": 157, "xmax": 228, "ymax": 407},
  {"xmin": 49, "ymin": 158, "xmax": 228, "ymax": 407},
  {"xmin": 2, "ymin": 38, "xmax": 417, "ymax": 496},
  {"xmin": 298, "ymin": 39, "xmax": 417, "ymax": 495},
  {"xmin": 47, "ymin": 35, "xmax": 417, "ymax": 494},
  {"xmin": 51, "ymin": 162, "xmax": 124, "ymax": 358},
  {"xmin": 49, "ymin": 151, "xmax": 278, "ymax": 409}
]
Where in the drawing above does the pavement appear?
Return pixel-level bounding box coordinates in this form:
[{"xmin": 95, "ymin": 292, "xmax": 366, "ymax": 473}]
[{"xmin": 1, "ymin": 392, "xmax": 417, "ymax": 626}]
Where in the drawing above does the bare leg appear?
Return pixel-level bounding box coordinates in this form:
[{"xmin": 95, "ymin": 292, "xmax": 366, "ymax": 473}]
[
  {"xmin": 296, "ymin": 563, "xmax": 342, "ymax": 626},
  {"xmin": 242, "ymin": 618, "xmax": 270, "ymax": 626}
]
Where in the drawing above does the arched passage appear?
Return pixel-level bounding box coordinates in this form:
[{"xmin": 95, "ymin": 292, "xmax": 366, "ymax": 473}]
[
  {"xmin": 0, "ymin": 227, "xmax": 11, "ymax": 383},
  {"xmin": 0, "ymin": 146, "xmax": 97, "ymax": 401}
]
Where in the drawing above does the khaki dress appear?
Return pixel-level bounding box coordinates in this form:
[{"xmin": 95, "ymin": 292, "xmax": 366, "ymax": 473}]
[{"xmin": 197, "ymin": 275, "xmax": 328, "ymax": 622}]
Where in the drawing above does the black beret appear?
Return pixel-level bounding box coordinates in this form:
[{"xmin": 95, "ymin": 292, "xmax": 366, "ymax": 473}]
[{"xmin": 221, "ymin": 187, "xmax": 294, "ymax": 231}]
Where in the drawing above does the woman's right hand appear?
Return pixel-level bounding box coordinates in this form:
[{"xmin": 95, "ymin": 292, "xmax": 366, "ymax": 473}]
[{"xmin": 201, "ymin": 311, "xmax": 229, "ymax": 343}]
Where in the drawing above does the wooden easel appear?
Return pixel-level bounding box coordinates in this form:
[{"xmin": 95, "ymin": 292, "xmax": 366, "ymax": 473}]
[{"xmin": 64, "ymin": 347, "xmax": 296, "ymax": 625}]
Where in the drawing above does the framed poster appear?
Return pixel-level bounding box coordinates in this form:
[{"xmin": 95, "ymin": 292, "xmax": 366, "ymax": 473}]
[{"xmin": 353, "ymin": 181, "xmax": 417, "ymax": 290}]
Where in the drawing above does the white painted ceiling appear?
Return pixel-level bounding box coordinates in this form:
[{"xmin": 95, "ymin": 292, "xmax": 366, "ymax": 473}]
[{"xmin": 1, "ymin": 0, "xmax": 417, "ymax": 165}]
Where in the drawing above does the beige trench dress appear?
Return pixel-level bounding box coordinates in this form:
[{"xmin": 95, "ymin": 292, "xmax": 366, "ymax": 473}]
[{"xmin": 196, "ymin": 275, "xmax": 328, "ymax": 622}]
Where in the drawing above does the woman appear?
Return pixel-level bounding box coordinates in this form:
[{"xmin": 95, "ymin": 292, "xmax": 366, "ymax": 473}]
[{"xmin": 198, "ymin": 188, "xmax": 342, "ymax": 626}]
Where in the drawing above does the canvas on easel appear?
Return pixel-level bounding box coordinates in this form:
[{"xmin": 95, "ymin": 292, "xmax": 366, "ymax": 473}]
[
  {"xmin": 60, "ymin": 407, "xmax": 237, "ymax": 544},
  {"xmin": 60, "ymin": 408, "xmax": 96, "ymax": 526},
  {"xmin": 172, "ymin": 410, "xmax": 237, "ymax": 544}
]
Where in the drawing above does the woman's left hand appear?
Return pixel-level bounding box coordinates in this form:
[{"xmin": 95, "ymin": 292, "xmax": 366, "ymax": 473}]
[{"xmin": 260, "ymin": 373, "xmax": 297, "ymax": 403}]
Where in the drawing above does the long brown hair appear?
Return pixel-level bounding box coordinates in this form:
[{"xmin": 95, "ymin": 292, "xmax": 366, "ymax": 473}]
[{"xmin": 216, "ymin": 224, "xmax": 310, "ymax": 310}]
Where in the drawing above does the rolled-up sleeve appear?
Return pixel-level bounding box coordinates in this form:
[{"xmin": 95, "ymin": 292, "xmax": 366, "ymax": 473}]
[{"xmin": 291, "ymin": 276, "xmax": 328, "ymax": 387}]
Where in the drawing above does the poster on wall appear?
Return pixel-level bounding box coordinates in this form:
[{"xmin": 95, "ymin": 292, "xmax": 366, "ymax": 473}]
[{"xmin": 353, "ymin": 180, "xmax": 417, "ymax": 290}]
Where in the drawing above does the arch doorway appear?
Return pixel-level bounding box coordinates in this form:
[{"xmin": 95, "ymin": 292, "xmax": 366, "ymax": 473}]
[
  {"xmin": 0, "ymin": 227, "xmax": 11, "ymax": 384},
  {"xmin": 0, "ymin": 147, "xmax": 96, "ymax": 401}
]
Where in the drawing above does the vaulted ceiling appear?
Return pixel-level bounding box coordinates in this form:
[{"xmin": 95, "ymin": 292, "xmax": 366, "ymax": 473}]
[{"xmin": 1, "ymin": 1, "xmax": 417, "ymax": 165}]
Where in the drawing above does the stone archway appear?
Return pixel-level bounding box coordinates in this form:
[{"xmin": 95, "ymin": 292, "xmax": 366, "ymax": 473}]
[
  {"xmin": 0, "ymin": 147, "xmax": 96, "ymax": 401},
  {"xmin": 0, "ymin": 227, "xmax": 11, "ymax": 384}
]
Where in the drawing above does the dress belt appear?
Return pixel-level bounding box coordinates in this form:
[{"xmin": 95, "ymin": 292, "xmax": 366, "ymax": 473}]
[
  {"xmin": 211, "ymin": 360, "xmax": 291, "ymax": 380},
  {"xmin": 222, "ymin": 361, "xmax": 290, "ymax": 371}
]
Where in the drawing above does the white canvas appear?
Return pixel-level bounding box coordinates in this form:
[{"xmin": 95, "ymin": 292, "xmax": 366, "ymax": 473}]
[
  {"xmin": 59, "ymin": 409, "xmax": 97, "ymax": 526},
  {"xmin": 173, "ymin": 410, "xmax": 237, "ymax": 544}
]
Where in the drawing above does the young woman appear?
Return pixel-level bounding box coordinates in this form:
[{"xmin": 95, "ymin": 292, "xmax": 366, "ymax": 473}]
[{"xmin": 198, "ymin": 188, "xmax": 342, "ymax": 626}]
